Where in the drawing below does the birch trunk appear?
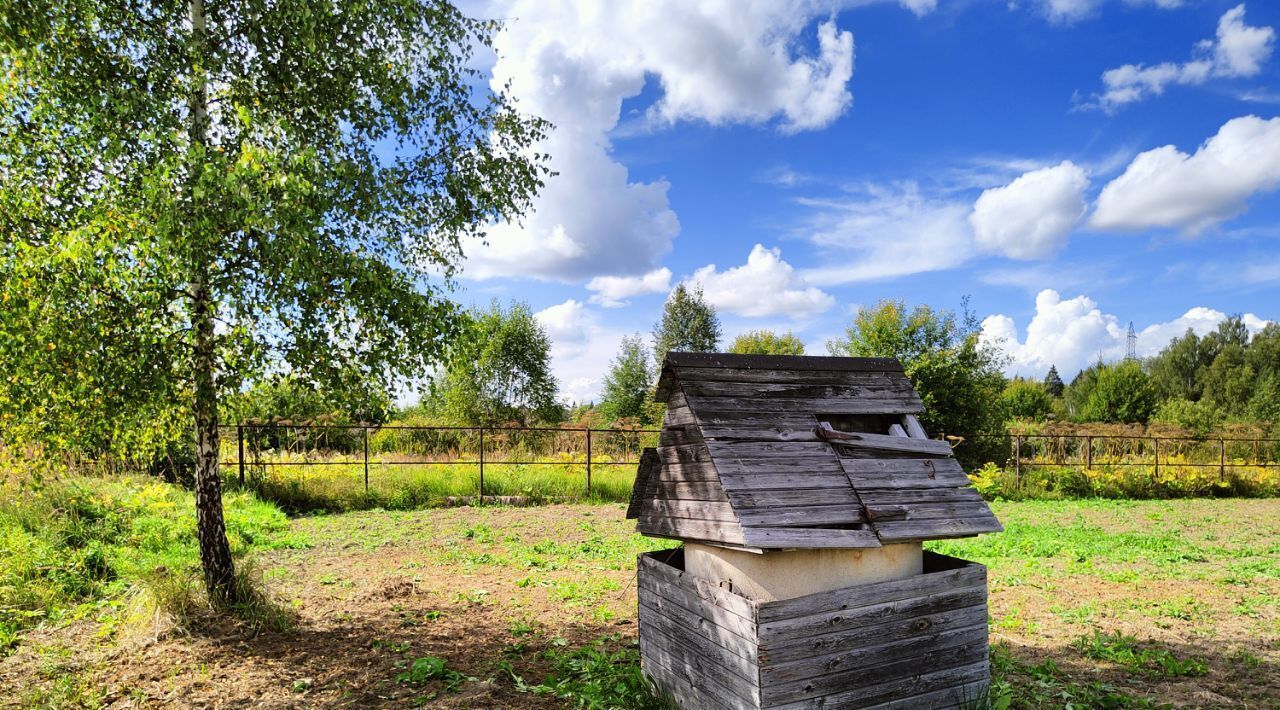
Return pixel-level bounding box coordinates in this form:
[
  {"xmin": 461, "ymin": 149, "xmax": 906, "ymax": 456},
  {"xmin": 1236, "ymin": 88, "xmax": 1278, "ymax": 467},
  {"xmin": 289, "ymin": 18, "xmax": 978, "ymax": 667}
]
[{"xmin": 188, "ymin": 0, "xmax": 239, "ymax": 606}]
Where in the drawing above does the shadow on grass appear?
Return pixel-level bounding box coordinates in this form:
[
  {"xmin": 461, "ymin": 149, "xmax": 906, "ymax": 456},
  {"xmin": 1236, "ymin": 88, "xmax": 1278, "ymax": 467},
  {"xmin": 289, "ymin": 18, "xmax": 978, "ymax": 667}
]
[{"xmin": 991, "ymin": 633, "xmax": 1279, "ymax": 708}]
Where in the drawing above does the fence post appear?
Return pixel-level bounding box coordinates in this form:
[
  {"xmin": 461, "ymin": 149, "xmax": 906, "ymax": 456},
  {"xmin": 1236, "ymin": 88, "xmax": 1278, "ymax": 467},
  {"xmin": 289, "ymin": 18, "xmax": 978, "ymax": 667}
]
[
  {"xmin": 237, "ymin": 425, "xmax": 245, "ymax": 486},
  {"xmin": 363, "ymin": 427, "xmax": 370, "ymax": 494},
  {"xmin": 478, "ymin": 427, "xmax": 485, "ymax": 502},
  {"xmin": 1085, "ymin": 435, "xmax": 1092, "ymax": 469},
  {"xmin": 1219, "ymin": 438, "xmax": 1226, "ymax": 482},
  {"xmin": 1013, "ymin": 435, "xmax": 1021, "ymax": 491},
  {"xmin": 1153, "ymin": 437, "xmax": 1160, "ymax": 480},
  {"xmin": 586, "ymin": 429, "xmax": 593, "ymax": 497}
]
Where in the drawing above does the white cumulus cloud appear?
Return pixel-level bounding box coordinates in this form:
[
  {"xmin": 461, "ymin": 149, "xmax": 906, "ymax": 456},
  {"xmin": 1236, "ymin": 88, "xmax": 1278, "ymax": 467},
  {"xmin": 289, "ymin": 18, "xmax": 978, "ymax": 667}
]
[
  {"xmin": 466, "ymin": 1, "xmax": 859, "ymax": 282},
  {"xmin": 970, "ymin": 161, "xmax": 1089, "ymax": 259},
  {"xmin": 1090, "ymin": 115, "xmax": 1280, "ymax": 232},
  {"xmin": 1089, "ymin": 4, "xmax": 1274, "ymax": 111},
  {"xmin": 980, "ymin": 289, "xmax": 1272, "ymax": 377},
  {"xmin": 799, "ymin": 182, "xmax": 974, "ymax": 285},
  {"xmin": 533, "ymin": 299, "xmax": 631, "ymax": 404},
  {"xmin": 586, "ymin": 268, "xmax": 672, "ymax": 308},
  {"xmin": 688, "ymin": 244, "xmax": 836, "ymax": 319}
]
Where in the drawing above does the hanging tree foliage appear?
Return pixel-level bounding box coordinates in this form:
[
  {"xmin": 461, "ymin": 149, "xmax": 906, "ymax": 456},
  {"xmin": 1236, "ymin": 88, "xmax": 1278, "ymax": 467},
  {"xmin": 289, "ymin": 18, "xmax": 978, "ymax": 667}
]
[{"xmin": 0, "ymin": 0, "xmax": 550, "ymax": 604}]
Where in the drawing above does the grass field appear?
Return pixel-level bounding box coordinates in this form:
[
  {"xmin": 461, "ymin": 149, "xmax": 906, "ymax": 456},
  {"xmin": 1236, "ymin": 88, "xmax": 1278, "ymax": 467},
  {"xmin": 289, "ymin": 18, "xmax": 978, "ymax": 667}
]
[
  {"xmin": 2, "ymin": 486, "xmax": 1278, "ymax": 707},
  {"xmin": 229, "ymin": 458, "xmax": 637, "ymax": 513}
]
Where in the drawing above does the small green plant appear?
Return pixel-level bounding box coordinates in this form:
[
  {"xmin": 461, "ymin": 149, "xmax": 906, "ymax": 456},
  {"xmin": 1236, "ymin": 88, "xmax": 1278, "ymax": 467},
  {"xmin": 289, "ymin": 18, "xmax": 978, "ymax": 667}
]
[
  {"xmin": 511, "ymin": 636, "xmax": 670, "ymax": 709},
  {"xmin": 1074, "ymin": 631, "xmax": 1208, "ymax": 678},
  {"xmin": 397, "ymin": 655, "xmax": 469, "ymax": 692}
]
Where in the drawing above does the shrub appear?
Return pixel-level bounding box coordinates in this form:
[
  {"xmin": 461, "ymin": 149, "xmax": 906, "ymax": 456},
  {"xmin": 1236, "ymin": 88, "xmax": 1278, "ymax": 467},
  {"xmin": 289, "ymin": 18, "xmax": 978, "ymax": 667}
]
[
  {"xmin": 1151, "ymin": 398, "xmax": 1223, "ymax": 436},
  {"xmin": 1002, "ymin": 380, "xmax": 1053, "ymax": 422}
]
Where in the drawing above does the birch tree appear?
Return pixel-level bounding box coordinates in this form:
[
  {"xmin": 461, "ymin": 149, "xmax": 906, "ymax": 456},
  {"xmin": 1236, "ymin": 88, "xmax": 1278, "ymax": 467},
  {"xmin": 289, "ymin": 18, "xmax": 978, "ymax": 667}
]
[{"xmin": 0, "ymin": 0, "xmax": 549, "ymax": 604}]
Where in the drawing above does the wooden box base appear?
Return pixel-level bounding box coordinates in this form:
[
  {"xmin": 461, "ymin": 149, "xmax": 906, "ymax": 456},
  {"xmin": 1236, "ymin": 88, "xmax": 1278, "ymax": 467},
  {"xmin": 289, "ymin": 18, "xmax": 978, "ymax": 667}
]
[{"xmin": 637, "ymin": 548, "xmax": 989, "ymax": 709}]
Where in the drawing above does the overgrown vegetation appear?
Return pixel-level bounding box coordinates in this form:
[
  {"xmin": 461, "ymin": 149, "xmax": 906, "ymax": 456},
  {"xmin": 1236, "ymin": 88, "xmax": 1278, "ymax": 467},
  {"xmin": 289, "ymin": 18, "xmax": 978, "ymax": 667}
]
[{"xmin": 0, "ymin": 475, "xmax": 300, "ymax": 655}]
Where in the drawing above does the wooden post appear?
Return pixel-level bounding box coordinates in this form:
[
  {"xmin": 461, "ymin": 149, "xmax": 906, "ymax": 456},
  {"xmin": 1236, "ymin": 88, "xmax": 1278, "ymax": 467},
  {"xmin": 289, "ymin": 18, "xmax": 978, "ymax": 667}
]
[
  {"xmin": 363, "ymin": 427, "xmax": 370, "ymax": 493},
  {"xmin": 1219, "ymin": 438, "xmax": 1226, "ymax": 482},
  {"xmin": 478, "ymin": 427, "xmax": 485, "ymax": 502},
  {"xmin": 586, "ymin": 429, "xmax": 593, "ymax": 497},
  {"xmin": 1013, "ymin": 435, "xmax": 1021, "ymax": 490},
  {"xmin": 1153, "ymin": 437, "xmax": 1160, "ymax": 479},
  {"xmin": 237, "ymin": 425, "xmax": 245, "ymax": 486},
  {"xmin": 1085, "ymin": 435, "xmax": 1092, "ymax": 469}
]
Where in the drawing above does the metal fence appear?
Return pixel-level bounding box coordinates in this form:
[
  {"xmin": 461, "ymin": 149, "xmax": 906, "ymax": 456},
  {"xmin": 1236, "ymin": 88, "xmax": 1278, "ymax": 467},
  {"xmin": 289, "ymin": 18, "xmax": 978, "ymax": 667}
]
[
  {"xmin": 960, "ymin": 432, "xmax": 1280, "ymax": 490},
  {"xmin": 218, "ymin": 423, "xmax": 661, "ymax": 497}
]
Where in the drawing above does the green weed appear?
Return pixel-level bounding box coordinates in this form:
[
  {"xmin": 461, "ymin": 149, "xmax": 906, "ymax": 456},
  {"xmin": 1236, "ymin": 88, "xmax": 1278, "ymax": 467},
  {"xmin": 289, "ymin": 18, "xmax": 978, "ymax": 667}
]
[{"xmin": 1073, "ymin": 631, "xmax": 1208, "ymax": 678}]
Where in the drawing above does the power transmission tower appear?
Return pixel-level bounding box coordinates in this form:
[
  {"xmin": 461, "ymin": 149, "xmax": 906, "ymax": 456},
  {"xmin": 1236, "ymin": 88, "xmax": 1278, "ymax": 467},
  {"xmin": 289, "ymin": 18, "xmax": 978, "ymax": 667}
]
[{"xmin": 1125, "ymin": 321, "xmax": 1137, "ymax": 361}]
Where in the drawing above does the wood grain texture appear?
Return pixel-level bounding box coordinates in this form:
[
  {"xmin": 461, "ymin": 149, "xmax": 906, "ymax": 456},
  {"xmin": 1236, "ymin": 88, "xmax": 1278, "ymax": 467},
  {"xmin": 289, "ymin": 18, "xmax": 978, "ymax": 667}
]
[
  {"xmin": 689, "ymin": 394, "xmax": 924, "ymax": 416},
  {"xmin": 638, "ymin": 499, "xmax": 739, "ymax": 523},
  {"xmin": 664, "ymin": 353, "xmax": 904, "ymax": 372},
  {"xmin": 637, "ymin": 515, "xmax": 746, "ymax": 545},
  {"xmin": 757, "ymin": 556, "xmax": 986, "ymax": 625},
  {"xmin": 742, "ymin": 526, "xmax": 881, "ymax": 549},
  {"xmin": 760, "ymin": 625, "xmax": 989, "ymax": 704}
]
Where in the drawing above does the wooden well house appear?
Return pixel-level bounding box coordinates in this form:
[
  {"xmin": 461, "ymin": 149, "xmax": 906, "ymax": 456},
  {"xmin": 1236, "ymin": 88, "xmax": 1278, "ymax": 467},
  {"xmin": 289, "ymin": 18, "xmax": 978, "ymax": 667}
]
[{"xmin": 628, "ymin": 353, "xmax": 1002, "ymax": 709}]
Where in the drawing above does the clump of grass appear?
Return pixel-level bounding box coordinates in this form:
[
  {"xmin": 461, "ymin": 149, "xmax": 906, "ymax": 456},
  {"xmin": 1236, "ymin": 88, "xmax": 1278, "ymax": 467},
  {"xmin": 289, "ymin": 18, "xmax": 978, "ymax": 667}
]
[
  {"xmin": 989, "ymin": 643, "xmax": 1154, "ymax": 708},
  {"xmin": 1073, "ymin": 630, "xmax": 1208, "ymax": 678},
  {"xmin": 503, "ymin": 634, "xmax": 671, "ymax": 709},
  {"xmin": 0, "ymin": 475, "xmax": 299, "ymax": 653}
]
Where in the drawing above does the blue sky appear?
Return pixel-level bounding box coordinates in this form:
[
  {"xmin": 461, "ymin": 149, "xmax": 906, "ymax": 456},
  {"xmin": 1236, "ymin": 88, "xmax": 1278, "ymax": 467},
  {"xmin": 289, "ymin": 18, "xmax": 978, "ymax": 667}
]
[{"xmin": 455, "ymin": 0, "xmax": 1280, "ymax": 403}]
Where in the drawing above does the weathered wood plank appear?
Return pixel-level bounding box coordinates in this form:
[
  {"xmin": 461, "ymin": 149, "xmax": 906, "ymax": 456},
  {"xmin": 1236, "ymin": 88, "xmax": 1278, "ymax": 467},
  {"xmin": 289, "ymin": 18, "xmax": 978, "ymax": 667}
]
[
  {"xmin": 674, "ymin": 366, "xmax": 904, "ymax": 385},
  {"xmin": 873, "ymin": 516, "xmax": 1005, "ymax": 541},
  {"xmin": 647, "ymin": 479, "xmax": 729, "ymax": 501},
  {"xmin": 761, "ymin": 635, "xmax": 988, "ymax": 706},
  {"xmin": 761, "ymin": 624, "xmax": 988, "ymax": 703},
  {"xmin": 708, "ymin": 440, "xmax": 841, "ymax": 457},
  {"xmin": 639, "ymin": 499, "xmax": 738, "ymax": 523},
  {"xmin": 625, "ymin": 447, "xmax": 660, "ymax": 520},
  {"xmin": 689, "ymin": 394, "xmax": 924, "ymax": 416},
  {"xmin": 769, "ymin": 660, "xmax": 989, "ymax": 710},
  {"xmin": 838, "ymin": 458, "xmax": 966, "ymax": 476},
  {"xmin": 657, "ymin": 423, "xmax": 703, "ymax": 446},
  {"xmin": 759, "ymin": 588, "xmax": 987, "ymax": 647},
  {"xmin": 857, "ymin": 486, "xmax": 986, "ymax": 506},
  {"xmin": 647, "ymin": 460, "xmax": 721, "ymax": 483},
  {"xmin": 639, "ymin": 551, "xmax": 758, "ymax": 621},
  {"xmin": 666, "ymin": 353, "xmax": 903, "ymax": 372},
  {"xmin": 637, "ymin": 611, "xmax": 760, "ymax": 687},
  {"xmin": 638, "ymin": 599, "xmax": 758, "ymax": 664},
  {"xmin": 719, "ymin": 473, "xmax": 854, "ymax": 493},
  {"xmin": 845, "ymin": 471, "xmax": 972, "ymax": 490},
  {"xmin": 639, "ymin": 636, "xmax": 760, "ymax": 708},
  {"xmin": 638, "ymin": 514, "xmax": 745, "ymax": 545},
  {"xmin": 641, "ymin": 651, "xmax": 740, "ymax": 710},
  {"xmin": 742, "ymin": 526, "xmax": 881, "ymax": 549},
  {"xmin": 726, "ymin": 486, "xmax": 862, "ymax": 507},
  {"xmin": 656, "ymin": 443, "xmax": 713, "ymax": 464},
  {"xmin": 680, "ymin": 380, "xmax": 920, "ymax": 400},
  {"xmin": 759, "ymin": 601, "xmax": 988, "ymax": 666},
  {"xmin": 663, "ymin": 403, "xmax": 696, "ymax": 427},
  {"xmin": 902, "ymin": 414, "xmax": 928, "ymax": 439},
  {"xmin": 861, "ymin": 679, "xmax": 989, "ymax": 710},
  {"xmin": 874, "ymin": 501, "xmax": 994, "ymax": 522},
  {"xmin": 735, "ymin": 503, "xmax": 865, "ymax": 527},
  {"xmin": 757, "ymin": 561, "xmax": 985, "ymax": 624},
  {"xmin": 824, "ymin": 429, "xmax": 954, "ymax": 456},
  {"xmin": 637, "ymin": 578, "xmax": 759, "ymax": 642}
]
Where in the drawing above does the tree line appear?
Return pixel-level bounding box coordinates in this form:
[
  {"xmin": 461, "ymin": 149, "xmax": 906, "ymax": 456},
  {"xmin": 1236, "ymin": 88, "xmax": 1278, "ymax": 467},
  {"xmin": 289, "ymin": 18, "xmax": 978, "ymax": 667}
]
[{"xmin": 1002, "ymin": 316, "xmax": 1280, "ymax": 435}]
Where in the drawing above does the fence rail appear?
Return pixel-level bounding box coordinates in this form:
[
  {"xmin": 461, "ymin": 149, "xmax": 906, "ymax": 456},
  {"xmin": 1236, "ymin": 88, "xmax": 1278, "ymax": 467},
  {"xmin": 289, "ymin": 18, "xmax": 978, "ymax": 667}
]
[
  {"xmin": 961, "ymin": 432, "xmax": 1280, "ymax": 491},
  {"xmin": 218, "ymin": 423, "xmax": 661, "ymax": 498}
]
